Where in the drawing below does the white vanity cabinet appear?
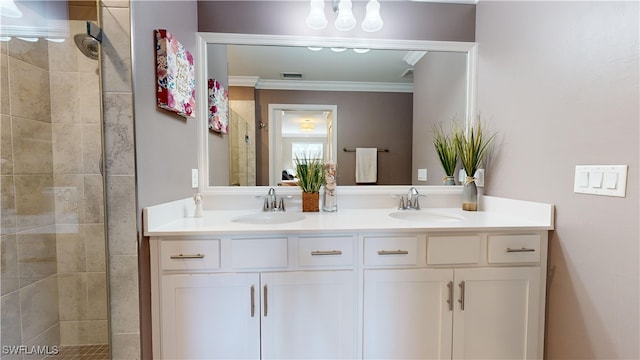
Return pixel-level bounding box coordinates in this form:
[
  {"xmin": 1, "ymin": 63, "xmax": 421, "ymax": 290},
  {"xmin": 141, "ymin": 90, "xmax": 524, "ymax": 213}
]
[
  {"xmin": 362, "ymin": 232, "xmax": 546, "ymax": 360},
  {"xmin": 151, "ymin": 230, "xmax": 547, "ymax": 360},
  {"xmin": 151, "ymin": 235, "xmax": 357, "ymax": 360}
]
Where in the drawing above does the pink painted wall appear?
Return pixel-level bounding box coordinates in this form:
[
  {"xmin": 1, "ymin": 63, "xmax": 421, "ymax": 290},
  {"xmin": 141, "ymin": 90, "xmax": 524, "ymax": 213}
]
[{"xmin": 476, "ymin": 2, "xmax": 639, "ymax": 358}]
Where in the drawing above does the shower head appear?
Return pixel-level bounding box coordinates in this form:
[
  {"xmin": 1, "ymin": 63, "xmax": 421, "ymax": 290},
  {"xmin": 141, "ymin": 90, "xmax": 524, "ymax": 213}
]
[{"xmin": 74, "ymin": 33, "xmax": 99, "ymax": 60}]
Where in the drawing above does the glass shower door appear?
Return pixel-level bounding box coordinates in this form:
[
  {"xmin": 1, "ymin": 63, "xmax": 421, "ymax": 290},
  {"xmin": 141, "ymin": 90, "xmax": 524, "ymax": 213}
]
[{"xmin": 1, "ymin": 1, "xmax": 110, "ymax": 359}]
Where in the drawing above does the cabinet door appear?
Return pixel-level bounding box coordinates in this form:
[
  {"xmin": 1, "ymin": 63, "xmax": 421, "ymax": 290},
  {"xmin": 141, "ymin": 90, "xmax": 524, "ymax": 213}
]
[
  {"xmin": 363, "ymin": 269, "xmax": 454, "ymax": 360},
  {"xmin": 260, "ymin": 271, "xmax": 356, "ymax": 359},
  {"xmin": 161, "ymin": 273, "xmax": 260, "ymax": 359},
  {"xmin": 452, "ymin": 267, "xmax": 540, "ymax": 360}
]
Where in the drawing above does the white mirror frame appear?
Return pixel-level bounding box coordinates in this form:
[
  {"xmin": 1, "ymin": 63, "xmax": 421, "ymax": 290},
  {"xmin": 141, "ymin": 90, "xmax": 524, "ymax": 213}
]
[{"xmin": 196, "ymin": 32, "xmax": 477, "ymax": 196}]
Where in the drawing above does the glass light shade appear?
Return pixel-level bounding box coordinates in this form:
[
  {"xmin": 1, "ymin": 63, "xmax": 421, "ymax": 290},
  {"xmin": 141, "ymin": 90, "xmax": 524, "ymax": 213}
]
[
  {"xmin": 353, "ymin": 48, "xmax": 370, "ymax": 54},
  {"xmin": 334, "ymin": 0, "xmax": 356, "ymax": 31},
  {"xmin": 361, "ymin": 0, "xmax": 383, "ymax": 32},
  {"xmin": 0, "ymin": 0, "xmax": 22, "ymax": 18},
  {"xmin": 305, "ymin": 0, "xmax": 328, "ymax": 30}
]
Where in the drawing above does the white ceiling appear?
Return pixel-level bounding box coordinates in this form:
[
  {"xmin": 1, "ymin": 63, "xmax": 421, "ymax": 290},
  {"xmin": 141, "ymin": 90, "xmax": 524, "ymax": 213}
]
[{"xmin": 227, "ymin": 44, "xmax": 418, "ymax": 91}]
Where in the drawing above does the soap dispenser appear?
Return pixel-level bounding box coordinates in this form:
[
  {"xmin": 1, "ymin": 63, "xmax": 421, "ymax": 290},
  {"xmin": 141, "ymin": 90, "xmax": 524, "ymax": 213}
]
[{"xmin": 193, "ymin": 193, "xmax": 203, "ymax": 218}]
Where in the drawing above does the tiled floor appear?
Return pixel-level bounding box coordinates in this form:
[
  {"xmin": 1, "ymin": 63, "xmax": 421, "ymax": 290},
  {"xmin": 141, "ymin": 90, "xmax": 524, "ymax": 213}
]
[{"xmin": 45, "ymin": 345, "xmax": 110, "ymax": 360}]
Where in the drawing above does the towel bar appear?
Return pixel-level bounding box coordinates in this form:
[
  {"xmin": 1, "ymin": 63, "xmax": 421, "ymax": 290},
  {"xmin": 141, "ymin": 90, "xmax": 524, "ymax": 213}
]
[{"xmin": 343, "ymin": 147, "xmax": 389, "ymax": 152}]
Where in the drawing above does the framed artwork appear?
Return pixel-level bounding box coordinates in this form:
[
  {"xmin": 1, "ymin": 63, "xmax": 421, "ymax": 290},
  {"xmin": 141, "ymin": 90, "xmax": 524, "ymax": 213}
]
[
  {"xmin": 155, "ymin": 29, "xmax": 196, "ymax": 118},
  {"xmin": 208, "ymin": 78, "xmax": 229, "ymax": 134}
]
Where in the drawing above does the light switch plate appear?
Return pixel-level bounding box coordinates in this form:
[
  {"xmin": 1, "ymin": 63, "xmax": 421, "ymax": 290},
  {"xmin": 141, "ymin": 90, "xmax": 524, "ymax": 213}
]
[
  {"xmin": 574, "ymin": 165, "xmax": 627, "ymax": 197},
  {"xmin": 417, "ymin": 168, "xmax": 427, "ymax": 181},
  {"xmin": 191, "ymin": 169, "xmax": 199, "ymax": 189}
]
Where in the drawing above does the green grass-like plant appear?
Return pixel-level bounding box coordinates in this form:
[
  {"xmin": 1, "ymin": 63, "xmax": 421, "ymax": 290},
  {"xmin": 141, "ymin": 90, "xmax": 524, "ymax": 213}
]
[
  {"xmin": 455, "ymin": 118, "xmax": 497, "ymax": 179},
  {"xmin": 433, "ymin": 122, "xmax": 459, "ymax": 177},
  {"xmin": 294, "ymin": 156, "xmax": 325, "ymax": 193}
]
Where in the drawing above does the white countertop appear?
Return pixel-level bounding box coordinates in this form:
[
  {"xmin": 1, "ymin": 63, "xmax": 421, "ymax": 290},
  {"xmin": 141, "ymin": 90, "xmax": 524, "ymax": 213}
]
[{"xmin": 144, "ymin": 199, "xmax": 554, "ymax": 237}]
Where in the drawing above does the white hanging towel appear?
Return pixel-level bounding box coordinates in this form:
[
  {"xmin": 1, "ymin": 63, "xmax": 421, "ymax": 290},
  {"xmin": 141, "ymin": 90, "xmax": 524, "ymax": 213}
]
[{"xmin": 355, "ymin": 148, "xmax": 377, "ymax": 184}]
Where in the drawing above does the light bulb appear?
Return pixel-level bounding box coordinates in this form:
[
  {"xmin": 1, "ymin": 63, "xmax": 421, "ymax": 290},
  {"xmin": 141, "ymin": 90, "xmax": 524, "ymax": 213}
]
[
  {"xmin": 361, "ymin": 0, "xmax": 383, "ymax": 32},
  {"xmin": 334, "ymin": 0, "xmax": 356, "ymax": 32},
  {"xmin": 305, "ymin": 0, "xmax": 328, "ymax": 30}
]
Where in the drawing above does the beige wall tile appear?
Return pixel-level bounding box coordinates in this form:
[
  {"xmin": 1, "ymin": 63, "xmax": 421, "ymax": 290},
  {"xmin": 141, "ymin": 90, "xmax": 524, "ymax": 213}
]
[
  {"xmin": 106, "ymin": 175, "xmax": 136, "ymax": 255},
  {"xmin": 79, "ymin": 72, "xmax": 101, "ymax": 125},
  {"xmin": 83, "ymin": 175, "xmax": 105, "ymax": 224},
  {"xmin": 12, "ymin": 117, "xmax": 53, "ymax": 174},
  {"xmin": 1, "ymin": 115, "xmax": 13, "ymax": 174},
  {"xmin": 17, "ymin": 232, "xmax": 57, "ymax": 287},
  {"xmin": 87, "ymin": 320, "xmax": 109, "ymax": 344},
  {"xmin": 48, "ymin": 36, "xmax": 78, "ymax": 73},
  {"xmin": 23, "ymin": 323, "xmax": 60, "ymax": 360},
  {"xmin": 84, "ymin": 224, "xmax": 106, "ymax": 272},
  {"xmin": 100, "ymin": 7, "xmax": 132, "ymax": 93},
  {"xmin": 20, "ymin": 276, "xmax": 59, "ymax": 342},
  {"xmin": 14, "ymin": 175, "xmax": 55, "ymax": 232},
  {"xmin": 50, "ymin": 72, "xmax": 81, "ymax": 124},
  {"xmin": 8, "ymin": 39, "xmax": 49, "ymax": 70},
  {"xmin": 109, "ymin": 255, "xmax": 139, "ymax": 334},
  {"xmin": 111, "ymin": 333, "xmax": 140, "ymax": 360},
  {"xmin": 52, "ymin": 123, "xmax": 83, "ymax": 174},
  {"xmin": 56, "ymin": 230, "xmax": 86, "ymax": 273},
  {"xmin": 87, "ymin": 272, "xmax": 108, "ymax": 320},
  {"xmin": 103, "ymin": 94, "xmax": 134, "ymax": 175},
  {"xmin": 1, "ymin": 291, "xmax": 23, "ymax": 347},
  {"xmin": 8, "ymin": 57, "xmax": 51, "ymax": 122},
  {"xmin": 1, "ymin": 234, "xmax": 19, "ymax": 295},
  {"xmin": 1, "ymin": 175, "xmax": 16, "ymax": 235},
  {"xmin": 1, "ymin": 54, "xmax": 8, "ymax": 115},
  {"xmin": 82, "ymin": 124, "xmax": 102, "ymax": 175},
  {"xmin": 53, "ymin": 174, "xmax": 82, "ymax": 225},
  {"xmin": 58, "ymin": 273, "xmax": 87, "ymax": 321}
]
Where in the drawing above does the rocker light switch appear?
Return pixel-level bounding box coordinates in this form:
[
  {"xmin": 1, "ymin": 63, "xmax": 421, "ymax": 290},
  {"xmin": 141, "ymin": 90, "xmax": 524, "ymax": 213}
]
[{"xmin": 574, "ymin": 165, "xmax": 627, "ymax": 197}]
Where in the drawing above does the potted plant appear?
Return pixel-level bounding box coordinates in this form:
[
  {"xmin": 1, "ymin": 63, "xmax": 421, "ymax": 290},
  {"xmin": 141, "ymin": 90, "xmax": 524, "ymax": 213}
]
[
  {"xmin": 433, "ymin": 121, "xmax": 460, "ymax": 185},
  {"xmin": 455, "ymin": 118, "xmax": 497, "ymax": 211},
  {"xmin": 294, "ymin": 156, "xmax": 325, "ymax": 212}
]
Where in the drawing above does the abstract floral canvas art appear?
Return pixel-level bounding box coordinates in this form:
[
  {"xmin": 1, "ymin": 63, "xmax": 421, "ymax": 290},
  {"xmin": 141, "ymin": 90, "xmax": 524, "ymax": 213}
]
[
  {"xmin": 155, "ymin": 29, "xmax": 196, "ymax": 118},
  {"xmin": 208, "ymin": 78, "xmax": 229, "ymax": 134}
]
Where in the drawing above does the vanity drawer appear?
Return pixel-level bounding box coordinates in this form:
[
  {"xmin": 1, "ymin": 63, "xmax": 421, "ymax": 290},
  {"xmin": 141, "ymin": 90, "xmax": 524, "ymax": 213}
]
[
  {"xmin": 298, "ymin": 236, "xmax": 354, "ymax": 267},
  {"xmin": 160, "ymin": 240, "xmax": 220, "ymax": 271},
  {"xmin": 488, "ymin": 234, "xmax": 541, "ymax": 264},
  {"xmin": 364, "ymin": 236, "xmax": 418, "ymax": 266},
  {"xmin": 231, "ymin": 237, "xmax": 288, "ymax": 269},
  {"xmin": 427, "ymin": 235, "xmax": 481, "ymax": 265}
]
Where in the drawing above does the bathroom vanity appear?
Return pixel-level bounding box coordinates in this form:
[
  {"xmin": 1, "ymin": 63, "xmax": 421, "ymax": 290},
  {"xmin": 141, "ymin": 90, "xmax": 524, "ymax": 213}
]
[{"xmin": 144, "ymin": 191, "xmax": 554, "ymax": 360}]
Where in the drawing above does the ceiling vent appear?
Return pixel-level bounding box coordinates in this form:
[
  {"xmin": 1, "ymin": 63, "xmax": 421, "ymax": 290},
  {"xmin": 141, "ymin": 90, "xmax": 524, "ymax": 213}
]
[
  {"xmin": 401, "ymin": 68, "xmax": 414, "ymax": 79},
  {"xmin": 281, "ymin": 72, "xmax": 304, "ymax": 80}
]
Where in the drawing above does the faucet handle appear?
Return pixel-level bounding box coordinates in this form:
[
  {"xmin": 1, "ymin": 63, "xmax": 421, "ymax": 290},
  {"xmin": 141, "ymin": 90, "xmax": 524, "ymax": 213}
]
[
  {"xmin": 278, "ymin": 198, "xmax": 286, "ymax": 211},
  {"xmin": 262, "ymin": 197, "xmax": 270, "ymax": 212},
  {"xmin": 392, "ymin": 195, "xmax": 406, "ymax": 210},
  {"xmin": 413, "ymin": 194, "xmax": 427, "ymax": 210}
]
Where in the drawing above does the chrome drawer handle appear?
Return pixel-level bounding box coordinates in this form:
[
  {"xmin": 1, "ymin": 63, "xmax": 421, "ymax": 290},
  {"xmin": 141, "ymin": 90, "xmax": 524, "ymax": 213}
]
[
  {"xmin": 170, "ymin": 253, "xmax": 205, "ymax": 259},
  {"xmin": 505, "ymin": 247, "xmax": 536, "ymax": 253},
  {"xmin": 377, "ymin": 250, "xmax": 409, "ymax": 255},
  {"xmin": 311, "ymin": 250, "xmax": 343, "ymax": 256}
]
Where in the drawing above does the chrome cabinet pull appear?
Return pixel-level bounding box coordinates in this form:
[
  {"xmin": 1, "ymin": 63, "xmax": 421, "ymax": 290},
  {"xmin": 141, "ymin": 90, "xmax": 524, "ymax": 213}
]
[
  {"xmin": 250, "ymin": 285, "xmax": 255, "ymax": 317},
  {"xmin": 447, "ymin": 281, "xmax": 453, "ymax": 311},
  {"xmin": 458, "ymin": 281, "xmax": 466, "ymax": 310},
  {"xmin": 377, "ymin": 250, "xmax": 409, "ymax": 255},
  {"xmin": 263, "ymin": 285, "xmax": 268, "ymax": 317},
  {"xmin": 505, "ymin": 247, "xmax": 536, "ymax": 253},
  {"xmin": 311, "ymin": 250, "xmax": 343, "ymax": 256},
  {"xmin": 170, "ymin": 253, "xmax": 205, "ymax": 259}
]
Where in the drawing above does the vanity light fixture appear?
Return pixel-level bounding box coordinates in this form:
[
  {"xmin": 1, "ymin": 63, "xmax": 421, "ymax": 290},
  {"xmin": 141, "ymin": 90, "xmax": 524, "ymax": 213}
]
[{"xmin": 305, "ymin": 0, "xmax": 383, "ymax": 32}]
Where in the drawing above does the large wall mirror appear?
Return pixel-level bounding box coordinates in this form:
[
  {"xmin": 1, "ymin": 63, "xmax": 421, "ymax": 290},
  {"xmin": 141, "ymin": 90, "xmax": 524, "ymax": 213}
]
[{"xmin": 196, "ymin": 33, "xmax": 476, "ymax": 193}]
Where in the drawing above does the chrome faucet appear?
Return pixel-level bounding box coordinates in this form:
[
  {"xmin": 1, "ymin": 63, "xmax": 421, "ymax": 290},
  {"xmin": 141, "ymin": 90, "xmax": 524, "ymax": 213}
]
[
  {"xmin": 397, "ymin": 187, "xmax": 426, "ymax": 210},
  {"xmin": 261, "ymin": 187, "xmax": 286, "ymax": 212}
]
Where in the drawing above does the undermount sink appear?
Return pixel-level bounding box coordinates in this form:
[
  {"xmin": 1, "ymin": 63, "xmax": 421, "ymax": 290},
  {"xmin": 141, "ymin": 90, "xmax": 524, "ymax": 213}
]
[
  {"xmin": 388, "ymin": 210, "xmax": 464, "ymax": 223},
  {"xmin": 231, "ymin": 212, "xmax": 306, "ymax": 225}
]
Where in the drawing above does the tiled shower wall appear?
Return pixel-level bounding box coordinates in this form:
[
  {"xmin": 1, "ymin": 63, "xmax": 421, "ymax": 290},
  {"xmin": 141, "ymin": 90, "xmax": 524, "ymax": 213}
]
[
  {"xmin": 100, "ymin": 1, "xmax": 141, "ymax": 358},
  {"xmin": 1, "ymin": 36, "xmax": 61, "ymax": 358},
  {"xmin": 1, "ymin": 19, "xmax": 110, "ymax": 357}
]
